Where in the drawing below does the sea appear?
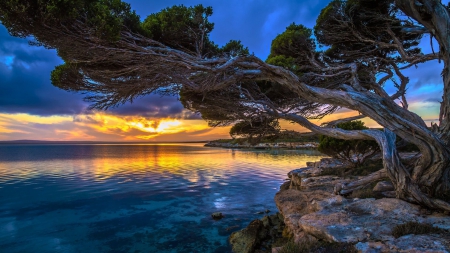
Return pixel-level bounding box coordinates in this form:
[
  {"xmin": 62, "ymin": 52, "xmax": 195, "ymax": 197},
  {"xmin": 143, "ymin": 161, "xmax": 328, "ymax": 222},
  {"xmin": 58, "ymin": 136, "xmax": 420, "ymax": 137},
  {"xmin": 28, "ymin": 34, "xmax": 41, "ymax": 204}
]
[{"xmin": 0, "ymin": 143, "xmax": 325, "ymax": 253}]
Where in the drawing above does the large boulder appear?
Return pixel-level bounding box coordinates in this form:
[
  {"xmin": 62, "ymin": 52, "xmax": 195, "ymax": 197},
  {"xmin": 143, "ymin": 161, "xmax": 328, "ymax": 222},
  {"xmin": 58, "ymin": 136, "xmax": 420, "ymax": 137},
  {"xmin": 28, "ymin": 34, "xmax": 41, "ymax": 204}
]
[
  {"xmin": 274, "ymin": 189, "xmax": 334, "ymax": 238},
  {"xmin": 229, "ymin": 220, "xmax": 267, "ymax": 253}
]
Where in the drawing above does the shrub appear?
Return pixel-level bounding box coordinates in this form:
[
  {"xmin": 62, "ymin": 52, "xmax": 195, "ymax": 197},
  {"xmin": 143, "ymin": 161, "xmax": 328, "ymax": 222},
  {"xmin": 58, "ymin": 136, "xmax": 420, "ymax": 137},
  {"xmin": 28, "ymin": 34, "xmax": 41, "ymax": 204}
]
[
  {"xmin": 318, "ymin": 121, "xmax": 379, "ymax": 167},
  {"xmin": 276, "ymin": 239, "xmax": 358, "ymax": 253},
  {"xmin": 392, "ymin": 222, "xmax": 449, "ymax": 238}
]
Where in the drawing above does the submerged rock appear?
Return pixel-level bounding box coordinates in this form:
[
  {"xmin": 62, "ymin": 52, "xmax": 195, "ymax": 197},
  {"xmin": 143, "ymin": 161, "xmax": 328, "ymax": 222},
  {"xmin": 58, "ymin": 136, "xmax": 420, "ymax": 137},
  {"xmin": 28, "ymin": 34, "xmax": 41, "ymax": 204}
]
[
  {"xmin": 211, "ymin": 212, "xmax": 224, "ymax": 220},
  {"xmin": 229, "ymin": 213, "xmax": 286, "ymax": 253},
  {"xmin": 229, "ymin": 220, "xmax": 267, "ymax": 253}
]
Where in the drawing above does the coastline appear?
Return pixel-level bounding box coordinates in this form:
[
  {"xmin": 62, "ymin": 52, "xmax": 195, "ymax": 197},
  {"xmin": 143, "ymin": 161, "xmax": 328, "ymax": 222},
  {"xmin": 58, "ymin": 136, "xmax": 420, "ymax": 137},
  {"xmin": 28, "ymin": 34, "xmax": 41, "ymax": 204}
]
[
  {"xmin": 204, "ymin": 141, "xmax": 318, "ymax": 150},
  {"xmin": 229, "ymin": 157, "xmax": 450, "ymax": 253}
]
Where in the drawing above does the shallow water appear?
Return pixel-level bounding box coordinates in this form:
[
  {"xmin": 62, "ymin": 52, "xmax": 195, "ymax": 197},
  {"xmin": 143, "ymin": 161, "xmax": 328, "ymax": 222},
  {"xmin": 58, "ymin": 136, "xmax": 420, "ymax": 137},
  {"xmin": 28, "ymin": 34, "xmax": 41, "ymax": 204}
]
[{"xmin": 0, "ymin": 143, "xmax": 325, "ymax": 253}]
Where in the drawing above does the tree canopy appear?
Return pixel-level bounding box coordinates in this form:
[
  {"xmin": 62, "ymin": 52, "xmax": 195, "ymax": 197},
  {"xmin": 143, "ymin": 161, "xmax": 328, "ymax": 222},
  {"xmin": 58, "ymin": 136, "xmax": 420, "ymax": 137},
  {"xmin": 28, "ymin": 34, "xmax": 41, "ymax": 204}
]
[{"xmin": 1, "ymin": 0, "xmax": 450, "ymax": 211}]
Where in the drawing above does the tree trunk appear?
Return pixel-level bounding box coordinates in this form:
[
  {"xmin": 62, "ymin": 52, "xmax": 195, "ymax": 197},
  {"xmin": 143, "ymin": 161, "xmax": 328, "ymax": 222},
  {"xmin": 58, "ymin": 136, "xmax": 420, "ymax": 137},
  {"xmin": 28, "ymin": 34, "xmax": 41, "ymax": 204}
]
[{"xmin": 336, "ymin": 129, "xmax": 450, "ymax": 211}]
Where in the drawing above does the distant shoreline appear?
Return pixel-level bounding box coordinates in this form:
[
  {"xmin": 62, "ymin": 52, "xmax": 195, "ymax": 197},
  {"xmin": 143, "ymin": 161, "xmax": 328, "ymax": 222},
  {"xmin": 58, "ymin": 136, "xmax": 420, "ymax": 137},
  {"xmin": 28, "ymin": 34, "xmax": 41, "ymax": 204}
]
[{"xmin": 0, "ymin": 140, "xmax": 209, "ymax": 145}]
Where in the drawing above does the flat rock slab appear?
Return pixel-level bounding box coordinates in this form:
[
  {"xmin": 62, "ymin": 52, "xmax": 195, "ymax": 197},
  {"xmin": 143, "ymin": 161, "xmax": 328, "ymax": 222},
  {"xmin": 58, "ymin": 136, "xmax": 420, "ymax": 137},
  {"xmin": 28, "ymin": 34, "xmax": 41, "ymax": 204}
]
[
  {"xmin": 298, "ymin": 197, "xmax": 450, "ymax": 244},
  {"xmin": 299, "ymin": 198, "xmax": 418, "ymax": 242}
]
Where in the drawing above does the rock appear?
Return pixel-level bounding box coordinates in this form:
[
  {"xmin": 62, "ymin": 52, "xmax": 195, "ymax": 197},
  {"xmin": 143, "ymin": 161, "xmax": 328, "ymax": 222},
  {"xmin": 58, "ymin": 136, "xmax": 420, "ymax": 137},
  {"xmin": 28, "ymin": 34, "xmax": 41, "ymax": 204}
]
[
  {"xmin": 261, "ymin": 216, "xmax": 271, "ymax": 227},
  {"xmin": 301, "ymin": 175, "xmax": 350, "ymax": 191},
  {"xmin": 387, "ymin": 234, "xmax": 450, "ymax": 252},
  {"xmin": 279, "ymin": 181, "xmax": 290, "ymax": 191},
  {"xmin": 275, "ymin": 189, "xmax": 334, "ymax": 237},
  {"xmin": 297, "ymin": 197, "xmax": 450, "ymax": 246},
  {"xmin": 355, "ymin": 241, "xmax": 390, "ymax": 253},
  {"xmin": 298, "ymin": 198, "xmax": 424, "ymax": 243},
  {"xmin": 211, "ymin": 212, "xmax": 223, "ymax": 220},
  {"xmin": 229, "ymin": 220, "xmax": 268, "ymax": 253},
  {"xmin": 381, "ymin": 191, "xmax": 396, "ymax": 198},
  {"xmin": 272, "ymin": 246, "xmax": 283, "ymax": 253},
  {"xmin": 315, "ymin": 158, "xmax": 352, "ymax": 169},
  {"xmin": 265, "ymin": 209, "xmax": 270, "ymax": 213},
  {"xmin": 373, "ymin": 181, "xmax": 395, "ymax": 192}
]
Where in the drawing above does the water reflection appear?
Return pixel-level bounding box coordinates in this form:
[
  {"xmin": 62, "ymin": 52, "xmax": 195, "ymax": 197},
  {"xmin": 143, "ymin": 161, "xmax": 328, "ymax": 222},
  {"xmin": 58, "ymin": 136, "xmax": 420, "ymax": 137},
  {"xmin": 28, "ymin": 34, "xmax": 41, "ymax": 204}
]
[{"xmin": 0, "ymin": 144, "xmax": 325, "ymax": 252}]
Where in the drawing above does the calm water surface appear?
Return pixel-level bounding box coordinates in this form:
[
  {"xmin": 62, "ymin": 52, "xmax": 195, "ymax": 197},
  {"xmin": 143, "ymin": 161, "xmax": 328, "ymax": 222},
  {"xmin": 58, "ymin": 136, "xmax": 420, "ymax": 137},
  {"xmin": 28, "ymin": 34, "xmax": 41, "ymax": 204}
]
[{"xmin": 0, "ymin": 143, "xmax": 325, "ymax": 253}]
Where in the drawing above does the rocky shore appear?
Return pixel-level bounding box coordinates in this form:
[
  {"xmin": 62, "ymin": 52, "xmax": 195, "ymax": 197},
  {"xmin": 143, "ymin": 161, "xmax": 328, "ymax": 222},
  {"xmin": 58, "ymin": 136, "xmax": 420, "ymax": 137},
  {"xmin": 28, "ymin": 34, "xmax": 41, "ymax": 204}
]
[
  {"xmin": 205, "ymin": 141, "xmax": 318, "ymax": 149},
  {"xmin": 229, "ymin": 158, "xmax": 450, "ymax": 253}
]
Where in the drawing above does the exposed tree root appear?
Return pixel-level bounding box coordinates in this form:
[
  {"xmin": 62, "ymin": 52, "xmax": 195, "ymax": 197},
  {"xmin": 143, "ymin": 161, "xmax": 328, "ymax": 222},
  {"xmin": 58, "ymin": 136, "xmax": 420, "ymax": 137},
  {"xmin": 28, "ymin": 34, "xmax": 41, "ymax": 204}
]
[{"xmin": 334, "ymin": 168, "xmax": 387, "ymax": 195}]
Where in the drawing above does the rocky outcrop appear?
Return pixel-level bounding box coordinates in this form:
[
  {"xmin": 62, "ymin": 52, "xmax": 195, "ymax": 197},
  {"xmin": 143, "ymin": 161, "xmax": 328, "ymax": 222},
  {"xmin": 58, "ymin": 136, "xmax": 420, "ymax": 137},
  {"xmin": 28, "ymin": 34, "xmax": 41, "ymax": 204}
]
[
  {"xmin": 229, "ymin": 220, "xmax": 267, "ymax": 253},
  {"xmin": 231, "ymin": 157, "xmax": 450, "ymax": 253},
  {"xmin": 273, "ymin": 159, "xmax": 450, "ymax": 253},
  {"xmin": 229, "ymin": 213, "xmax": 286, "ymax": 253}
]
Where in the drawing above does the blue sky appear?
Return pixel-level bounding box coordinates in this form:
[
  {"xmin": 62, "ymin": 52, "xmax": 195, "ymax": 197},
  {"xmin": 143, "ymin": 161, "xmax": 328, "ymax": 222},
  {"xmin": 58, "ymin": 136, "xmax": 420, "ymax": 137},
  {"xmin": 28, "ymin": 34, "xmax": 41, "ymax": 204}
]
[{"xmin": 0, "ymin": 0, "xmax": 444, "ymax": 141}]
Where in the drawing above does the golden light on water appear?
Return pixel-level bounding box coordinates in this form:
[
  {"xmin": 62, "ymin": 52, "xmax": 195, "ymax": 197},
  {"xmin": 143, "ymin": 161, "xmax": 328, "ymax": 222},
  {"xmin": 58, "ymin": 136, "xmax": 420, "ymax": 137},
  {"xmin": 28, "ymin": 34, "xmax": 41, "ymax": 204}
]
[{"xmin": 0, "ymin": 144, "xmax": 326, "ymax": 184}]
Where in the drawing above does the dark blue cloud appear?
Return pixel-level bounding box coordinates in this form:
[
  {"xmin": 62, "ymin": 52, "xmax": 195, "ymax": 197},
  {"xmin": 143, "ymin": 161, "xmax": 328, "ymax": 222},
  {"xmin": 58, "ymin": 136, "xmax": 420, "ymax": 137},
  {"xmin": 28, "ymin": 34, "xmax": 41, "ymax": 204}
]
[{"xmin": 0, "ymin": 26, "xmax": 87, "ymax": 116}]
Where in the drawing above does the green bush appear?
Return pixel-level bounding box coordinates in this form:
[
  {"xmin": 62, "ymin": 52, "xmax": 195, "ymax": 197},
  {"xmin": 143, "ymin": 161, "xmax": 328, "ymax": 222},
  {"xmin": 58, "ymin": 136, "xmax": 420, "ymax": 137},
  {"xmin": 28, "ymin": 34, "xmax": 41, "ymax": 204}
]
[
  {"xmin": 318, "ymin": 121, "xmax": 379, "ymax": 167},
  {"xmin": 392, "ymin": 222, "xmax": 449, "ymax": 238},
  {"xmin": 277, "ymin": 239, "xmax": 357, "ymax": 253}
]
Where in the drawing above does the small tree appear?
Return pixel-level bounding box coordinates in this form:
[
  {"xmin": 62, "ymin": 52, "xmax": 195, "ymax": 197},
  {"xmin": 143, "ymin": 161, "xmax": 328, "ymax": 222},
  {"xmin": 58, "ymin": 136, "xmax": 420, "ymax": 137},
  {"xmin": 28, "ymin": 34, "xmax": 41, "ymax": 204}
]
[
  {"xmin": 318, "ymin": 121, "xmax": 379, "ymax": 167},
  {"xmin": 229, "ymin": 119, "xmax": 280, "ymax": 145}
]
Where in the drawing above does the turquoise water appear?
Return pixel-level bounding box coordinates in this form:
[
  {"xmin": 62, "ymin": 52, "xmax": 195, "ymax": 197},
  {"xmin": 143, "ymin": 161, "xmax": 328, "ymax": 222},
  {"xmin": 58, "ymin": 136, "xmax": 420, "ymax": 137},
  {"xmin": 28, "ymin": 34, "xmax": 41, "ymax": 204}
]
[{"xmin": 0, "ymin": 143, "xmax": 325, "ymax": 253}]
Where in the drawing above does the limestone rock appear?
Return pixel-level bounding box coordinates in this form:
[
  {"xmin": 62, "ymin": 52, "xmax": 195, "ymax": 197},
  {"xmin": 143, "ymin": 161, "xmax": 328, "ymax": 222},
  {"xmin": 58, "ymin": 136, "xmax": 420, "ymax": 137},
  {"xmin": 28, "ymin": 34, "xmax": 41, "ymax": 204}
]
[
  {"xmin": 229, "ymin": 220, "xmax": 267, "ymax": 253},
  {"xmin": 301, "ymin": 175, "xmax": 349, "ymax": 191},
  {"xmin": 355, "ymin": 241, "xmax": 390, "ymax": 253},
  {"xmin": 298, "ymin": 198, "xmax": 423, "ymax": 243},
  {"xmin": 275, "ymin": 189, "xmax": 334, "ymax": 237},
  {"xmin": 373, "ymin": 181, "xmax": 395, "ymax": 192},
  {"xmin": 387, "ymin": 234, "xmax": 450, "ymax": 252},
  {"xmin": 314, "ymin": 158, "xmax": 352, "ymax": 169}
]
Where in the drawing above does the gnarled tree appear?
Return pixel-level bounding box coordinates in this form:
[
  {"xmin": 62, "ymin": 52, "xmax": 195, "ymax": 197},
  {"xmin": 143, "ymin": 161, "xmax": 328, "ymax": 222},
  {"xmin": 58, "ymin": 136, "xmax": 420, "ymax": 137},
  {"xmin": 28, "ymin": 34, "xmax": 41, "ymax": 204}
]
[{"xmin": 1, "ymin": 0, "xmax": 449, "ymax": 210}]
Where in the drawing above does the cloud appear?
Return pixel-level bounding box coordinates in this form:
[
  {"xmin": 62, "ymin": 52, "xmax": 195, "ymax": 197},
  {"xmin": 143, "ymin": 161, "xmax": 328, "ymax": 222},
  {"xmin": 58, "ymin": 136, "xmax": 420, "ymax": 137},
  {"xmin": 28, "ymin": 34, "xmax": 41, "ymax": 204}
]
[
  {"xmin": 0, "ymin": 26, "xmax": 88, "ymax": 116},
  {"xmin": 0, "ymin": 112, "xmax": 226, "ymax": 141}
]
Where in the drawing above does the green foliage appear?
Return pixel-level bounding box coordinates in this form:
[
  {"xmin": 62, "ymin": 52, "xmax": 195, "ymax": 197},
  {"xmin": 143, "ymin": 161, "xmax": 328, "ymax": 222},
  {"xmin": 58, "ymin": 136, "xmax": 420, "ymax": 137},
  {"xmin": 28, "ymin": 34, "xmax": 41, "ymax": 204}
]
[
  {"xmin": 277, "ymin": 239, "xmax": 358, "ymax": 253},
  {"xmin": 315, "ymin": 0, "xmax": 422, "ymax": 63},
  {"xmin": 318, "ymin": 121, "xmax": 379, "ymax": 167},
  {"xmin": 220, "ymin": 40, "xmax": 249, "ymax": 57},
  {"xmin": 392, "ymin": 222, "xmax": 449, "ymax": 238},
  {"xmin": 229, "ymin": 119, "xmax": 280, "ymax": 144},
  {"xmin": 266, "ymin": 23, "xmax": 314, "ymax": 75},
  {"xmin": 319, "ymin": 159, "xmax": 383, "ymax": 177},
  {"xmin": 142, "ymin": 4, "xmax": 218, "ymax": 56},
  {"xmin": 0, "ymin": 0, "xmax": 142, "ymax": 41}
]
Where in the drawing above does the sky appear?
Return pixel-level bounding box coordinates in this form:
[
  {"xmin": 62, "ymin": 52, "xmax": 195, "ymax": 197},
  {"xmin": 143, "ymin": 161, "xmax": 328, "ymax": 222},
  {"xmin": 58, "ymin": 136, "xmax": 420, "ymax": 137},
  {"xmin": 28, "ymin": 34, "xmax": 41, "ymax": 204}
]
[{"xmin": 0, "ymin": 0, "xmax": 444, "ymax": 142}]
